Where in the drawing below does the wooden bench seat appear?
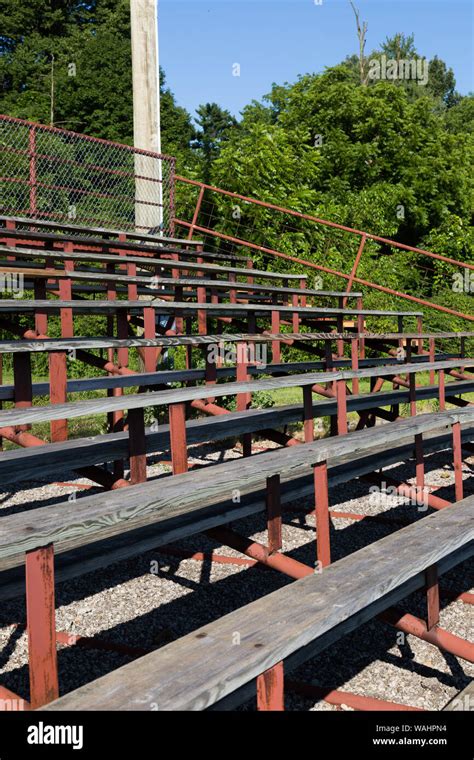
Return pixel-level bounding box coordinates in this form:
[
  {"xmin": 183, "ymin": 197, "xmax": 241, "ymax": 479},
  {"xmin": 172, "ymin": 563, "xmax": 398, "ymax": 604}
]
[
  {"xmin": 0, "ymin": 226, "xmax": 248, "ymax": 264},
  {"xmin": 0, "ymin": 380, "xmax": 472, "ymax": 486},
  {"xmin": 0, "ymin": 331, "xmax": 468, "ymax": 354},
  {"xmin": 1, "ymin": 216, "xmax": 253, "ymax": 264},
  {"xmin": 0, "ymin": 358, "xmax": 469, "ymax": 429},
  {"xmin": 0, "ymin": 263, "xmax": 359, "ymax": 300},
  {"xmin": 0, "ymin": 352, "xmax": 466, "ymax": 401},
  {"xmin": 40, "ymin": 496, "xmax": 474, "ymax": 710},
  {"xmin": 0, "ymin": 298, "xmax": 422, "ymax": 321},
  {"xmin": 0, "ymin": 407, "xmax": 473, "ymax": 576},
  {"xmin": 0, "ymin": 244, "xmax": 306, "ymax": 282},
  {"xmin": 0, "ymin": 418, "xmax": 472, "ymax": 603},
  {"xmin": 0, "ymin": 214, "xmax": 204, "ymax": 248}
]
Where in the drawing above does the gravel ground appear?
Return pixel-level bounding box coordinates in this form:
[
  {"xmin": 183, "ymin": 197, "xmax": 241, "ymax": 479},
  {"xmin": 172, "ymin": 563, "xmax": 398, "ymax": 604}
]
[{"xmin": 0, "ymin": 439, "xmax": 472, "ymax": 711}]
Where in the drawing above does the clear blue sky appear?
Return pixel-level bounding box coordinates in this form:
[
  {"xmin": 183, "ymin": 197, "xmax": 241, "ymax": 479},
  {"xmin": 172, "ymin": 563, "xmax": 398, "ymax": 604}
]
[{"xmin": 159, "ymin": 0, "xmax": 473, "ymax": 121}]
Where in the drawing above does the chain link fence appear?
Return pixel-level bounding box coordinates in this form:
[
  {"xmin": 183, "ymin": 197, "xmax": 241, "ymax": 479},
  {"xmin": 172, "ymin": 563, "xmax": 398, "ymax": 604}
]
[{"xmin": 0, "ymin": 114, "xmax": 176, "ymax": 235}]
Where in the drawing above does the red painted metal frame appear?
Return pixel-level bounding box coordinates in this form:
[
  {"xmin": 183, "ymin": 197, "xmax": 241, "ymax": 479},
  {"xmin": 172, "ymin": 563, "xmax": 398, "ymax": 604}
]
[
  {"xmin": 25, "ymin": 544, "xmax": 59, "ymax": 708},
  {"xmin": 128, "ymin": 407, "xmax": 147, "ymax": 485},
  {"xmin": 257, "ymin": 661, "xmax": 284, "ymax": 711},
  {"xmin": 169, "ymin": 402, "xmax": 189, "ymax": 475},
  {"xmin": 425, "ymin": 564, "xmax": 440, "ymax": 631},
  {"xmin": 266, "ymin": 474, "xmax": 282, "ymax": 554},
  {"xmin": 174, "ymin": 176, "xmax": 473, "ymax": 323},
  {"xmin": 286, "ymin": 680, "xmax": 424, "ymax": 712},
  {"xmin": 314, "ymin": 461, "xmax": 331, "ymax": 567}
]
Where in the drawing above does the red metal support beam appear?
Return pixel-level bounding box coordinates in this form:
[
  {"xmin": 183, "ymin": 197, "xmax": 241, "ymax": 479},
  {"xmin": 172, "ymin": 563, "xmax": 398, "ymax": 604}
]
[
  {"xmin": 236, "ymin": 341, "xmax": 252, "ymax": 457},
  {"xmin": 439, "ymin": 369, "xmax": 446, "ymax": 410},
  {"xmin": 49, "ymin": 352, "xmax": 68, "ymax": 442},
  {"xmin": 229, "ymin": 272, "xmax": 237, "ymax": 304},
  {"xmin": 303, "ymin": 385, "xmax": 314, "ymax": 443},
  {"xmin": 429, "ymin": 338, "xmax": 435, "ymax": 385},
  {"xmin": 266, "ymin": 474, "xmax": 282, "ymax": 554},
  {"xmin": 33, "ymin": 279, "xmax": 47, "ymax": 335},
  {"xmin": 169, "ymin": 402, "xmax": 188, "ymax": 475},
  {"xmin": 204, "ymin": 343, "xmax": 217, "ymax": 403},
  {"xmin": 452, "ymin": 421, "xmax": 464, "ymax": 502},
  {"xmin": 417, "ymin": 315, "xmax": 424, "ymax": 355},
  {"xmin": 314, "ymin": 461, "xmax": 331, "ymax": 568},
  {"xmin": 336, "ymin": 378, "xmax": 348, "ymax": 435},
  {"xmin": 0, "ymin": 686, "xmax": 30, "ymax": 711},
  {"xmin": 257, "ymin": 662, "xmax": 284, "ymax": 711},
  {"xmin": 300, "ymin": 277, "xmax": 306, "ymax": 307},
  {"xmin": 292, "ymin": 292, "xmax": 300, "ymax": 331},
  {"xmin": 128, "ymin": 407, "xmax": 147, "ymax": 484},
  {"xmin": 343, "ymin": 233, "xmax": 366, "ymax": 307},
  {"xmin": 361, "ymin": 472, "xmax": 451, "ymax": 512},
  {"xmin": 187, "ymin": 184, "xmax": 205, "ymax": 240},
  {"xmin": 425, "ymin": 564, "xmax": 440, "ymax": 631},
  {"xmin": 25, "ymin": 544, "xmax": 59, "ymax": 708},
  {"xmin": 127, "ymin": 260, "xmax": 138, "ymax": 300},
  {"xmin": 207, "ymin": 526, "xmax": 313, "ymax": 579},
  {"xmin": 143, "ymin": 305, "xmax": 158, "ymax": 372},
  {"xmin": 380, "ymin": 608, "xmax": 474, "ymax": 663},
  {"xmin": 13, "ymin": 351, "xmax": 32, "ymax": 433},
  {"xmin": 351, "ymin": 337, "xmax": 360, "ymax": 395},
  {"xmin": 271, "ymin": 306, "xmax": 281, "ymax": 363},
  {"xmin": 247, "ymin": 258, "xmax": 254, "ymax": 285},
  {"xmin": 60, "ymin": 241, "xmax": 74, "ymax": 336},
  {"xmin": 286, "ymin": 680, "xmax": 423, "ymax": 712}
]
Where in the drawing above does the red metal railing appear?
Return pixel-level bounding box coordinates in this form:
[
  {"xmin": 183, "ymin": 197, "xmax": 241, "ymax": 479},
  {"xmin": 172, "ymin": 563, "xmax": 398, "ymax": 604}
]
[
  {"xmin": 174, "ymin": 176, "xmax": 474, "ymax": 324},
  {"xmin": 0, "ymin": 115, "xmax": 176, "ymax": 235}
]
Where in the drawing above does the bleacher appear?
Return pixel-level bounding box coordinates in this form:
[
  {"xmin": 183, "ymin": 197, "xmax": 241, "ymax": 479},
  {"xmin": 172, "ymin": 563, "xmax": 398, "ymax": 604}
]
[{"xmin": 0, "ymin": 215, "xmax": 472, "ymax": 711}]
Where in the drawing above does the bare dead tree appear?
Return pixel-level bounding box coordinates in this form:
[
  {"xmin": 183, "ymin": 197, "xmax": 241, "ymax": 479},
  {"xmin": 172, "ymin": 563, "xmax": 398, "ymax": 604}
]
[{"xmin": 349, "ymin": 1, "xmax": 369, "ymax": 85}]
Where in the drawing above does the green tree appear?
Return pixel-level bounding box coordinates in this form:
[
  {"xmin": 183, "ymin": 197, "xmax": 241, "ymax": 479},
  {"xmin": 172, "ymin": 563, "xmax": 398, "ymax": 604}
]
[
  {"xmin": 193, "ymin": 102, "xmax": 237, "ymax": 183},
  {"xmin": 343, "ymin": 32, "xmax": 460, "ymax": 108},
  {"xmin": 444, "ymin": 95, "xmax": 474, "ymax": 134},
  {"xmin": 0, "ymin": 0, "xmax": 195, "ymax": 165},
  {"xmin": 211, "ymin": 65, "xmax": 473, "ymax": 314}
]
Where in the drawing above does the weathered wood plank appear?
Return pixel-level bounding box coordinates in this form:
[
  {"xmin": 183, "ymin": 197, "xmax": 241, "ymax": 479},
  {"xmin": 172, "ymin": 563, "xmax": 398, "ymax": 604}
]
[
  {"xmin": 41, "ymin": 498, "xmax": 474, "ymax": 710},
  {"xmin": 1, "ymin": 424, "xmax": 472, "ymax": 603},
  {"xmin": 0, "ymin": 332, "xmax": 470, "ymax": 354},
  {"xmin": 0, "ymin": 358, "xmax": 466, "ymax": 403},
  {"xmin": 0, "ymin": 264, "xmax": 355, "ymax": 299},
  {"xmin": 0, "ymin": 358, "xmax": 470, "ymax": 427},
  {"xmin": 0, "ymin": 297, "xmax": 423, "ymax": 318},
  {"xmin": 0, "ymin": 228, "xmax": 254, "ymax": 266},
  {"xmin": 0, "ymin": 215, "xmax": 203, "ymax": 247},
  {"xmin": 0, "ymin": 244, "xmax": 305, "ymax": 281},
  {"xmin": 0, "ymin": 408, "xmax": 473, "ymax": 573},
  {"xmin": 0, "ymin": 383, "xmax": 472, "ymax": 484},
  {"xmin": 443, "ymin": 680, "xmax": 474, "ymax": 711}
]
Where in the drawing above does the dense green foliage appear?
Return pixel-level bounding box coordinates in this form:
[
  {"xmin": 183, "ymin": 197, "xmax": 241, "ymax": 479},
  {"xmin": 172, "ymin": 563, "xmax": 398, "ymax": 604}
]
[
  {"xmin": 193, "ymin": 103, "xmax": 237, "ymax": 183},
  {"xmin": 0, "ymin": 0, "xmax": 195, "ymax": 169},
  {"xmin": 206, "ymin": 35, "xmax": 473, "ymax": 326},
  {"xmin": 210, "ymin": 65, "xmax": 473, "ymax": 268}
]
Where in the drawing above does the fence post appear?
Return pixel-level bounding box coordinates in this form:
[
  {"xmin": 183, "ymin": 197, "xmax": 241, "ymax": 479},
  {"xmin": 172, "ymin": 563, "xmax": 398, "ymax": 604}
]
[
  {"xmin": 29, "ymin": 126, "xmax": 37, "ymax": 217},
  {"xmin": 187, "ymin": 185, "xmax": 205, "ymax": 241},
  {"xmin": 169, "ymin": 157, "xmax": 176, "ymax": 236}
]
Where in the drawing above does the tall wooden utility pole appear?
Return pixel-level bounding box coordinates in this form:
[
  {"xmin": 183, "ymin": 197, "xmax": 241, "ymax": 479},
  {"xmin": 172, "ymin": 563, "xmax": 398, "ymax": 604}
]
[{"xmin": 130, "ymin": 0, "xmax": 162, "ymax": 231}]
